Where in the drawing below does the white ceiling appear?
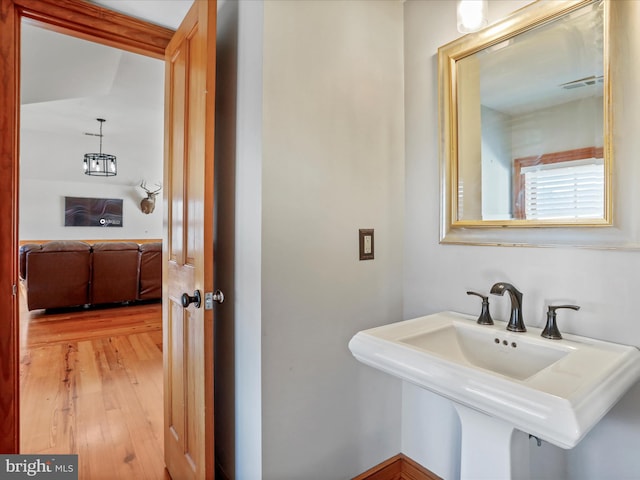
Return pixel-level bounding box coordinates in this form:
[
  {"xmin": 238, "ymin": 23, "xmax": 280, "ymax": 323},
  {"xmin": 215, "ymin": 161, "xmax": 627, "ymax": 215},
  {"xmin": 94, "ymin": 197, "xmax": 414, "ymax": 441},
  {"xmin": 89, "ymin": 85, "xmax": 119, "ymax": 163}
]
[{"xmin": 88, "ymin": 0, "xmax": 193, "ymax": 30}]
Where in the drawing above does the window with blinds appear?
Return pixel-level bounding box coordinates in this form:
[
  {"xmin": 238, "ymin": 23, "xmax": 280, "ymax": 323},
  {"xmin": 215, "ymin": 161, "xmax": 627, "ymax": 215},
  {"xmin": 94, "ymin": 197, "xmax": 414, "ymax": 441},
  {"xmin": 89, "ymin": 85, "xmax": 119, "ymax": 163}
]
[{"xmin": 521, "ymin": 158, "xmax": 604, "ymax": 220}]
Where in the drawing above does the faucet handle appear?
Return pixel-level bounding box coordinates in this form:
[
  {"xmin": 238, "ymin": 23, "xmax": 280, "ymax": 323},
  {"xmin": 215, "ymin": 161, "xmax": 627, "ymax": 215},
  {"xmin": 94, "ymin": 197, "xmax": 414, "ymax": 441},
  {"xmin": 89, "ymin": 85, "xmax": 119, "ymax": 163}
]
[
  {"xmin": 466, "ymin": 291, "xmax": 494, "ymax": 325},
  {"xmin": 542, "ymin": 304, "xmax": 580, "ymax": 340}
]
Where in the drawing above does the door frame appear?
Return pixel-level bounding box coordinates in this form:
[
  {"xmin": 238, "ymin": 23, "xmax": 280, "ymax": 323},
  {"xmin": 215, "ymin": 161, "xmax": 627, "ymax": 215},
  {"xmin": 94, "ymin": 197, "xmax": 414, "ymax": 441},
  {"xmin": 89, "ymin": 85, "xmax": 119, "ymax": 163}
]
[{"xmin": 0, "ymin": 0, "xmax": 173, "ymax": 453}]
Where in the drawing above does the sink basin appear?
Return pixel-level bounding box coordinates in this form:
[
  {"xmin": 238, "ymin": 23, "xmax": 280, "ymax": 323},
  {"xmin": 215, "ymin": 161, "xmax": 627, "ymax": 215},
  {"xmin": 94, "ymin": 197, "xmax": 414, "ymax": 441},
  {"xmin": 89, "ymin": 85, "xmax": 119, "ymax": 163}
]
[
  {"xmin": 402, "ymin": 321, "xmax": 569, "ymax": 381},
  {"xmin": 349, "ymin": 311, "xmax": 640, "ymax": 449}
]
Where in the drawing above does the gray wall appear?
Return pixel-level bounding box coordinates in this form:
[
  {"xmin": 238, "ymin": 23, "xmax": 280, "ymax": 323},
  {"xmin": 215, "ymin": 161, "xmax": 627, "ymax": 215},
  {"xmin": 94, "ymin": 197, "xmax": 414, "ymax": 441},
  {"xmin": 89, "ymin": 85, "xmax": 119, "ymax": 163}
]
[
  {"xmin": 260, "ymin": 1, "xmax": 405, "ymax": 478},
  {"xmin": 218, "ymin": 0, "xmax": 640, "ymax": 478},
  {"xmin": 404, "ymin": 1, "xmax": 640, "ymax": 479},
  {"xmin": 217, "ymin": 0, "xmax": 405, "ymax": 478},
  {"xmin": 219, "ymin": 1, "xmax": 265, "ymax": 478}
]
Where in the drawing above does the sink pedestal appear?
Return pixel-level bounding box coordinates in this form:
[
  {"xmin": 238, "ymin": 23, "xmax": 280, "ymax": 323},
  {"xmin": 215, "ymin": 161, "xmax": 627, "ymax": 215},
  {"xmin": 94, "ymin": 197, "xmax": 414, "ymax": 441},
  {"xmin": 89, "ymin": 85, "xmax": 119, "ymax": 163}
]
[
  {"xmin": 454, "ymin": 404, "xmax": 530, "ymax": 480},
  {"xmin": 350, "ymin": 311, "xmax": 640, "ymax": 477}
]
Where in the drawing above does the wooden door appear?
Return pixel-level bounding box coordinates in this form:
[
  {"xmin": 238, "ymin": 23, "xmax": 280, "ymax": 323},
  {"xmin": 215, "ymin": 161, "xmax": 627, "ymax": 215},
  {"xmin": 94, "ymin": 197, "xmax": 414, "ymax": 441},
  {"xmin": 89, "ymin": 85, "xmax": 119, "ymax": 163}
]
[{"xmin": 163, "ymin": 1, "xmax": 217, "ymax": 479}]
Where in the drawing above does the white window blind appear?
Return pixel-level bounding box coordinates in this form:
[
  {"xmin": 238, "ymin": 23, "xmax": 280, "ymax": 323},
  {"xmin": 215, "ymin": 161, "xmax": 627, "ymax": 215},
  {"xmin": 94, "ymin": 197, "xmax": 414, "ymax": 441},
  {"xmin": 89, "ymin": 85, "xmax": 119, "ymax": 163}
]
[{"xmin": 522, "ymin": 158, "xmax": 604, "ymax": 220}]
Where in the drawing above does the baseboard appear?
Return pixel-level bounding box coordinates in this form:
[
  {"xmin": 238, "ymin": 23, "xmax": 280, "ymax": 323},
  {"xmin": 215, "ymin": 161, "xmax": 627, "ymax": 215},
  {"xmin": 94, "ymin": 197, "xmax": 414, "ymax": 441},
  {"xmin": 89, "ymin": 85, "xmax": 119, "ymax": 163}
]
[{"xmin": 353, "ymin": 454, "xmax": 442, "ymax": 480}]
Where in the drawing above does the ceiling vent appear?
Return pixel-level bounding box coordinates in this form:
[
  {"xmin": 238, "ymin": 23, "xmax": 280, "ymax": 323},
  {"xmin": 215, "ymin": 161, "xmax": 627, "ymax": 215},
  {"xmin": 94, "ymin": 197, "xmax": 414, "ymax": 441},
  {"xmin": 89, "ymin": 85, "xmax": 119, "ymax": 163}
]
[{"xmin": 560, "ymin": 75, "xmax": 604, "ymax": 90}]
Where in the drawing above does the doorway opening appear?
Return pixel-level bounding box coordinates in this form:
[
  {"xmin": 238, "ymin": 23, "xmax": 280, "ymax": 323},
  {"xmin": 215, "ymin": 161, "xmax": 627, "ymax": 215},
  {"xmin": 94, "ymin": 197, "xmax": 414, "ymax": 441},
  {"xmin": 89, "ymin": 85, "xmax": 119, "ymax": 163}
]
[{"xmin": 18, "ymin": 21, "xmax": 165, "ymax": 478}]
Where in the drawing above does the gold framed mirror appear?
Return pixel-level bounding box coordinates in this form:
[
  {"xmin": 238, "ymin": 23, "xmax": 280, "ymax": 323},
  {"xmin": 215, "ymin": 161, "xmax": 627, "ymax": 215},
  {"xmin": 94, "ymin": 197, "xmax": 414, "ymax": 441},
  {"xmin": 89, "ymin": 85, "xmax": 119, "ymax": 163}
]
[{"xmin": 439, "ymin": 0, "xmax": 611, "ymax": 244}]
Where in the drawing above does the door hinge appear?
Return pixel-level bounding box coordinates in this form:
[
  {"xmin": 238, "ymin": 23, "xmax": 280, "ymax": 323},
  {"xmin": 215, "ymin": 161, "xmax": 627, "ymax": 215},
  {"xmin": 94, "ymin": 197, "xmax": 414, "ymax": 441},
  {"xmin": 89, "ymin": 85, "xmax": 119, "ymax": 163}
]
[{"xmin": 12, "ymin": 284, "xmax": 17, "ymax": 296}]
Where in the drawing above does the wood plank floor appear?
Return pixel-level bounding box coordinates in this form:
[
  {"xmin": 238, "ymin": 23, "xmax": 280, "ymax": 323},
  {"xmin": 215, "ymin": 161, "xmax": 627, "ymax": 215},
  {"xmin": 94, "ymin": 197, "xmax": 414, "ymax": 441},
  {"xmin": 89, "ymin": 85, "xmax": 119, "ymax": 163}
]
[{"xmin": 19, "ymin": 292, "xmax": 170, "ymax": 480}]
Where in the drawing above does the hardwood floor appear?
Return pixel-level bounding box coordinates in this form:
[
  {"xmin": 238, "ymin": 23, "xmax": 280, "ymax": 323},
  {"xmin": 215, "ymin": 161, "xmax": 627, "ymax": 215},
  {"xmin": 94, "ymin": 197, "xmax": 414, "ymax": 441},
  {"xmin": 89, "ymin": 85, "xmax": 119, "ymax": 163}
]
[{"xmin": 19, "ymin": 292, "xmax": 170, "ymax": 479}]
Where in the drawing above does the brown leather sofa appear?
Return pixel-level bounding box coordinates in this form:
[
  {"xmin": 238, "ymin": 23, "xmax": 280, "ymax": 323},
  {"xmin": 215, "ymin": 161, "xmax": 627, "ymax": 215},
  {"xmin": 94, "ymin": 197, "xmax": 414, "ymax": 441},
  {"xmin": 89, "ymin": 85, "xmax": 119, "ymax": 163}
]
[
  {"xmin": 20, "ymin": 241, "xmax": 92, "ymax": 311},
  {"xmin": 138, "ymin": 242, "xmax": 162, "ymax": 301},
  {"xmin": 92, "ymin": 242, "xmax": 140, "ymax": 305},
  {"xmin": 20, "ymin": 240, "xmax": 162, "ymax": 311}
]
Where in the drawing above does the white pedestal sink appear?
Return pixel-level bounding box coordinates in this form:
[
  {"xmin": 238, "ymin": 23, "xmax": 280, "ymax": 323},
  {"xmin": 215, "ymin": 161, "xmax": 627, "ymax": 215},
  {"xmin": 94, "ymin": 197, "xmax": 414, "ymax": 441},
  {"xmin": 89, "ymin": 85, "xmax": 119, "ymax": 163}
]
[
  {"xmin": 349, "ymin": 311, "xmax": 640, "ymax": 480},
  {"xmin": 455, "ymin": 404, "xmax": 530, "ymax": 480}
]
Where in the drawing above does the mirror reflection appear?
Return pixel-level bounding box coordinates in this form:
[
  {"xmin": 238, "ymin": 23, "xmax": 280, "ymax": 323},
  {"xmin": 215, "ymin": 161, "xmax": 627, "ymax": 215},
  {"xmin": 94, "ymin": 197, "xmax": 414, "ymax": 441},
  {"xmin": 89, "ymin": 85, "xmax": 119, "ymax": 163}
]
[{"xmin": 452, "ymin": 0, "xmax": 608, "ymax": 225}]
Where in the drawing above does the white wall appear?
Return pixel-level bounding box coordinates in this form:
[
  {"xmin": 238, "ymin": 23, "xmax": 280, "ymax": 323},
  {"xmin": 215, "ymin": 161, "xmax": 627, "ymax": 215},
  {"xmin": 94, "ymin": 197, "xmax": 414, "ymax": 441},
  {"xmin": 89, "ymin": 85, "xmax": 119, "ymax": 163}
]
[
  {"xmin": 225, "ymin": 1, "xmax": 265, "ymax": 478},
  {"xmin": 404, "ymin": 1, "xmax": 640, "ymax": 479},
  {"xmin": 20, "ymin": 178, "xmax": 163, "ymax": 240},
  {"xmin": 260, "ymin": 1, "xmax": 405, "ymax": 478},
  {"xmin": 511, "ymin": 95, "xmax": 604, "ymax": 159},
  {"xmin": 481, "ymin": 106, "xmax": 512, "ymax": 220},
  {"xmin": 20, "ymin": 126, "xmax": 163, "ymax": 240}
]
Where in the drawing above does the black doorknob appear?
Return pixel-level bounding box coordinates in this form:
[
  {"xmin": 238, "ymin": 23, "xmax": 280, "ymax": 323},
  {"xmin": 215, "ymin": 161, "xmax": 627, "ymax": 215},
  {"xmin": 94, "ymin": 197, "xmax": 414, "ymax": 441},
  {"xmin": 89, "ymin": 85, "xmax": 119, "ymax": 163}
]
[{"xmin": 181, "ymin": 290, "xmax": 202, "ymax": 308}]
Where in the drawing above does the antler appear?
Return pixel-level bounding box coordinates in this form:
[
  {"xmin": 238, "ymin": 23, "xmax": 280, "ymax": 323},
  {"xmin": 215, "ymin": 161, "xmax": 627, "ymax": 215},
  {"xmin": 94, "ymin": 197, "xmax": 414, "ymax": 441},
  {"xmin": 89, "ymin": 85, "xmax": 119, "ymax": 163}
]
[{"xmin": 140, "ymin": 181, "xmax": 162, "ymax": 196}]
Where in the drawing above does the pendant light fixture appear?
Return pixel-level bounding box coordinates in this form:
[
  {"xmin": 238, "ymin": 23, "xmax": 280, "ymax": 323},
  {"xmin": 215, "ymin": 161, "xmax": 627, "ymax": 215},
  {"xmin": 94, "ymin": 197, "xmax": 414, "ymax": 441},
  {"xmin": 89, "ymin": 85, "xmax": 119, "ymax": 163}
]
[{"xmin": 83, "ymin": 118, "xmax": 117, "ymax": 176}]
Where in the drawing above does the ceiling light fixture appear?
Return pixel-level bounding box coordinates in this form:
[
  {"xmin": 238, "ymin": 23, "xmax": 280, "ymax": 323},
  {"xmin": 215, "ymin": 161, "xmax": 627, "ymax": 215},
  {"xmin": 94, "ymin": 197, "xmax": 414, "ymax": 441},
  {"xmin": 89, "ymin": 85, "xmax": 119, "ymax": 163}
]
[
  {"xmin": 457, "ymin": 0, "xmax": 488, "ymax": 33},
  {"xmin": 83, "ymin": 118, "xmax": 117, "ymax": 176}
]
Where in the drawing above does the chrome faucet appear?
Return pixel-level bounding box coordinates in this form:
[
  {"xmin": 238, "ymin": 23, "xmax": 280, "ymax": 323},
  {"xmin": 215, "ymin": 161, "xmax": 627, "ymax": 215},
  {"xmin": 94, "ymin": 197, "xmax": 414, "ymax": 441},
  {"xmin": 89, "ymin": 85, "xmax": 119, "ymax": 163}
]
[{"xmin": 490, "ymin": 282, "xmax": 526, "ymax": 332}]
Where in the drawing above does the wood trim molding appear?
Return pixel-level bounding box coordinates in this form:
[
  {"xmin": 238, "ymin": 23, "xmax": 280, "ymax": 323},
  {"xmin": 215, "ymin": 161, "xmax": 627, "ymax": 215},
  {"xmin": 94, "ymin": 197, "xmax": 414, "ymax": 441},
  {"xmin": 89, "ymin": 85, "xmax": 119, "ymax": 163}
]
[
  {"xmin": 0, "ymin": 0, "xmax": 21, "ymax": 455},
  {"xmin": 353, "ymin": 454, "xmax": 443, "ymax": 480},
  {"xmin": 14, "ymin": 0, "xmax": 173, "ymax": 59},
  {"xmin": 0, "ymin": 0, "xmax": 172, "ymax": 454}
]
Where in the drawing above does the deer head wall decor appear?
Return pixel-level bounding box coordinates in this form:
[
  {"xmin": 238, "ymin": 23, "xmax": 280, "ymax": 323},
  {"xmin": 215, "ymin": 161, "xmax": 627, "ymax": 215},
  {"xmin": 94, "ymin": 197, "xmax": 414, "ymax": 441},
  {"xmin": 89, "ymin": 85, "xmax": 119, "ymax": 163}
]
[{"xmin": 139, "ymin": 181, "xmax": 162, "ymax": 214}]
